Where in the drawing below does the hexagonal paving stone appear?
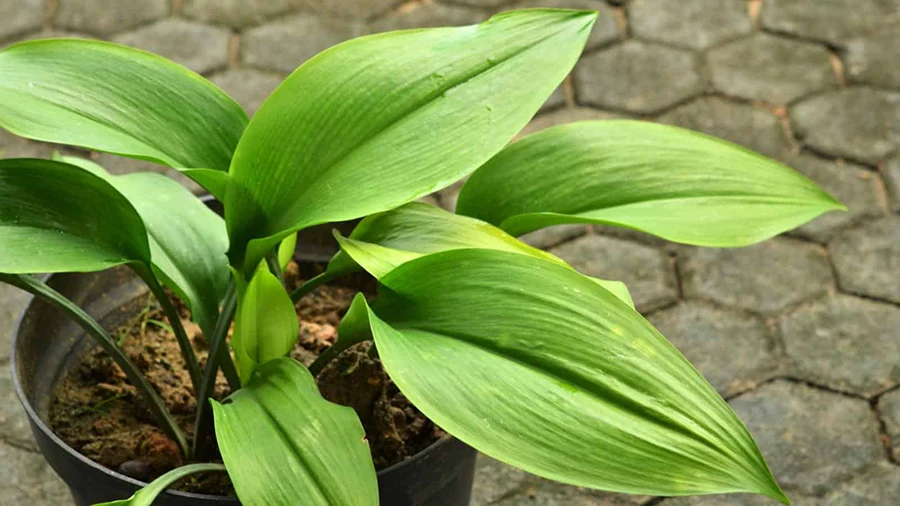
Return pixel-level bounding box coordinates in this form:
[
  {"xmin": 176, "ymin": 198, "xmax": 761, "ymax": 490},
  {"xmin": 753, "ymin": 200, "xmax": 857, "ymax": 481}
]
[
  {"xmin": 787, "ymin": 153, "xmax": 887, "ymax": 242},
  {"xmin": 881, "ymin": 389, "xmax": 900, "ymax": 460},
  {"xmin": 506, "ymin": 0, "xmax": 619, "ymax": 50},
  {"xmin": 886, "ymin": 156, "xmax": 900, "ymax": 212},
  {"xmin": 471, "ymin": 455, "xmax": 529, "ymax": 505},
  {"xmin": 781, "ymin": 294, "xmax": 900, "ymax": 396},
  {"xmin": 657, "ymin": 97, "xmax": 793, "ymax": 160},
  {"xmin": 182, "ymin": 0, "xmax": 300, "ymax": 28},
  {"xmin": 2, "ymin": 29, "xmax": 94, "ymax": 50},
  {"xmin": 549, "ymin": 235, "xmax": 677, "ymax": 313},
  {"xmin": 681, "ymin": 238, "xmax": 833, "ymax": 314},
  {"xmin": 0, "ymin": 0, "xmax": 45, "ymax": 41},
  {"xmin": 820, "ymin": 462, "xmax": 900, "ymax": 505},
  {"xmin": 0, "ymin": 283, "xmax": 30, "ymax": 363},
  {"xmin": 0, "ymin": 441, "xmax": 70, "ymax": 505},
  {"xmin": 450, "ymin": 0, "xmax": 509, "ymax": 8},
  {"xmin": 367, "ymin": 2, "xmax": 486, "ymax": 33},
  {"xmin": 210, "ymin": 68, "xmax": 284, "ymax": 116},
  {"xmin": 0, "ymin": 130, "xmax": 51, "ymax": 160},
  {"xmin": 760, "ymin": 0, "xmax": 900, "ymax": 44},
  {"xmin": 518, "ymin": 107, "xmax": 622, "ymax": 138},
  {"xmin": 112, "ymin": 19, "xmax": 230, "ymax": 75},
  {"xmin": 518, "ymin": 225, "xmax": 587, "ymax": 250},
  {"xmin": 493, "ymin": 478, "xmax": 648, "ymax": 506},
  {"xmin": 0, "ymin": 363, "xmax": 33, "ymax": 450},
  {"xmin": 242, "ymin": 14, "xmax": 361, "ymax": 73},
  {"xmin": 298, "ymin": 0, "xmax": 400, "ymax": 20},
  {"xmin": 648, "ymin": 302, "xmax": 778, "ymax": 397},
  {"xmin": 729, "ymin": 381, "xmax": 883, "ymax": 497},
  {"xmin": 629, "ymin": 0, "xmax": 752, "ymax": 50},
  {"xmin": 707, "ymin": 33, "xmax": 835, "ymax": 106},
  {"xmin": 842, "ymin": 27, "xmax": 900, "ymax": 89},
  {"xmin": 55, "ymin": 0, "xmax": 169, "ymax": 36},
  {"xmin": 791, "ymin": 88, "xmax": 900, "ymax": 165},
  {"xmin": 95, "ymin": 153, "xmax": 204, "ymax": 195},
  {"xmin": 575, "ymin": 41, "xmax": 702, "ymax": 115},
  {"xmin": 661, "ymin": 492, "xmax": 816, "ymax": 506},
  {"xmin": 829, "ymin": 216, "xmax": 900, "ymax": 304}
]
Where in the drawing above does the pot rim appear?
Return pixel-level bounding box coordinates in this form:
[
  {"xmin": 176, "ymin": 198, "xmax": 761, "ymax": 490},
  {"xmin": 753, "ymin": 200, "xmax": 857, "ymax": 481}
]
[{"xmin": 10, "ymin": 273, "xmax": 458, "ymax": 502}]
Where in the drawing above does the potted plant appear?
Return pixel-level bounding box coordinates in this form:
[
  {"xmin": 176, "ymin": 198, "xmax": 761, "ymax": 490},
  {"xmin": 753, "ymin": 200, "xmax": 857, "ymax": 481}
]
[{"xmin": 0, "ymin": 9, "xmax": 843, "ymax": 506}]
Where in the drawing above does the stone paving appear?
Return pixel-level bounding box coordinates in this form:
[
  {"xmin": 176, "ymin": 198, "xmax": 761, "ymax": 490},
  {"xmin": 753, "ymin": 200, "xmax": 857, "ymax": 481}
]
[{"xmin": 0, "ymin": 0, "xmax": 898, "ymax": 505}]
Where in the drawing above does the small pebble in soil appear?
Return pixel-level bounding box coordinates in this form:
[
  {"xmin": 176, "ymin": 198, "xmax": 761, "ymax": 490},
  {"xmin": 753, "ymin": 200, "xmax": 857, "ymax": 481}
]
[{"xmin": 118, "ymin": 459, "xmax": 152, "ymax": 481}]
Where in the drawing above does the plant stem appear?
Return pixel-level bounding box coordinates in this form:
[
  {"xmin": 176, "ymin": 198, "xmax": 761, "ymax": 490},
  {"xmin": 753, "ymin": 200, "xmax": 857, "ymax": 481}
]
[
  {"xmin": 0, "ymin": 274, "xmax": 190, "ymax": 458},
  {"xmin": 134, "ymin": 264, "xmax": 201, "ymax": 393},
  {"xmin": 289, "ymin": 270, "xmax": 335, "ymax": 302},
  {"xmin": 265, "ymin": 250, "xmax": 284, "ymax": 285},
  {"xmin": 308, "ymin": 333, "xmax": 369, "ymax": 377},
  {"xmin": 192, "ymin": 282, "xmax": 238, "ymax": 460}
]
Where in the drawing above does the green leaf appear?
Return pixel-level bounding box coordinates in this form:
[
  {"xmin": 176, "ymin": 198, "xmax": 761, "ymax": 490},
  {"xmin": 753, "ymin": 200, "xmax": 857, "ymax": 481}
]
[
  {"xmin": 225, "ymin": 9, "xmax": 597, "ymax": 271},
  {"xmin": 231, "ymin": 263, "xmax": 299, "ymax": 384},
  {"xmin": 329, "ymin": 202, "xmax": 634, "ymax": 308},
  {"xmin": 94, "ymin": 463, "xmax": 226, "ymax": 506},
  {"xmin": 211, "ymin": 357, "xmax": 378, "ymax": 506},
  {"xmin": 0, "ymin": 39, "xmax": 247, "ymax": 191},
  {"xmin": 457, "ymin": 120, "xmax": 845, "ymax": 247},
  {"xmin": 352, "ymin": 249, "xmax": 788, "ymax": 502},
  {"xmin": 278, "ymin": 233, "xmax": 297, "ymax": 270},
  {"xmin": 55, "ymin": 155, "xmax": 230, "ymax": 338},
  {"xmin": 0, "ymin": 158, "xmax": 150, "ymax": 273}
]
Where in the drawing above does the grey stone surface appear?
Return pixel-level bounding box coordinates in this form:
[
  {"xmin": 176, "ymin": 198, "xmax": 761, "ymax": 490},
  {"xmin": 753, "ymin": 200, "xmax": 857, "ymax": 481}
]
[
  {"xmin": 507, "ymin": 0, "xmax": 619, "ymax": 50},
  {"xmin": 95, "ymin": 153, "xmax": 204, "ymax": 194},
  {"xmin": 629, "ymin": 0, "xmax": 752, "ymax": 50},
  {"xmin": 0, "ymin": 441, "xmax": 70, "ymax": 505},
  {"xmin": 435, "ymin": 177, "xmax": 467, "ymax": 213},
  {"xmin": 549, "ymin": 235, "xmax": 677, "ymax": 313},
  {"xmin": 55, "ymin": 0, "xmax": 169, "ymax": 36},
  {"xmin": 886, "ymin": 156, "xmax": 900, "ymax": 212},
  {"xmin": 787, "ymin": 153, "xmax": 887, "ymax": 242},
  {"xmin": 517, "ymin": 107, "xmax": 622, "ymax": 138},
  {"xmin": 112, "ymin": 19, "xmax": 230, "ymax": 75},
  {"xmin": 781, "ymin": 295, "xmax": 900, "ymax": 396},
  {"xmin": 575, "ymin": 40, "xmax": 702, "ymax": 115},
  {"xmin": 0, "ymin": 283, "xmax": 30, "ymax": 363},
  {"xmin": 820, "ymin": 462, "xmax": 900, "ymax": 505},
  {"xmin": 881, "ymin": 389, "xmax": 900, "ymax": 460},
  {"xmin": 648, "ymin": 302, "xmax": 778, "ymax": 397},
  {"xmin": 0, "ymin": 129, "xmax": 51, "ymax": 160},
  {"xmin": 0, "ymin": 0, "xmax": 44, "ymax": 41},
  {"xmin": 470, "ymin": 455, "xmax": 529, "ymax": 505},
  {"xmin": 182, "ymin": 0, "xmax": 300, "ymax": 28},
  {"xmin": 242, "ymin": 13, "xmax": 361, "ymax": 73},
  {"xmin": 829, "ymin": 217, "xmax": 900, "ymax": 304},
  {"xmin": 210, "ymin": 68, "xmax": 284, "ymax": 116},
  {"xmin": 494, "ymin": 478, "xmax": 647, "ymax": 506},
  {"xmin": 791, "ymin": 88, "xmax": 900, "ymax": 165},
  {"xmin": 0, "ymin": 363, "xmax": 33, "ymax": 449},
  {"xmin": 368, "ymin": 2, "xmax": 486, "ymax": 33},
  {"xmin": 3, "ymin": 29, "xmax": 94, "ymax": 49},
  {"xmin": 661, "ymin": 492, "xmax": 812, "ymax": 506},
  {"xmin": 760, "ymin": 0, "xmax": 900, "ymax": 44},
  {"xmin": 681, "ymin": 238, "xmax": 833, "ymax": 314},
  {"xmin": 842, "ymin": 27, "xmax": 900, "ymax": 89},
  {"xmin": 519, "ymin": 224, "xmax": 588, "ymax": 250},
  {"xmin": 707, "ymin": 34, "xmax": 835, "ymax": 105},
  {"xmin": 657, "ymin": 97, "xmax": 794, "ymax": 160},
  {"xmin": 729, "ymin": 381, "xmax": 883, "ymax": 497},
  {"xmin": 296, "ymin": 0, "xmax": 400, "ymax": 20}
]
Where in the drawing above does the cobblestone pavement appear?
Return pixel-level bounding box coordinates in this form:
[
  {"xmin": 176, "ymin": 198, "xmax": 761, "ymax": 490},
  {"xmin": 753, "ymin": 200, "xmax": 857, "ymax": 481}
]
[{"xmin": 1, "ymin": 0, "xmax": 899, "ymax": 504}]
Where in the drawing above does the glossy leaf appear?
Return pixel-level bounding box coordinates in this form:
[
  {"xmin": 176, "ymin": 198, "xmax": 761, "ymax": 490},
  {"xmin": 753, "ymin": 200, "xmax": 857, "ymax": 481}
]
[
  {"xmin": 0, "ymin": 39, "xmax": 247, "ymax": 194},
  {"xmin": 278, "ymin": 233, "xmax": 298, "ymax": 270},
  {"xmin": 95, "ymin": 463, "xmax": 226, "ymax": 506},
  {"xmin": 231, "ymin": 263, "xmax": 299, "ymax": 384},
  {"xmin": 211, "ymin": 358, "xmax": 378, "ymax": 506},
  {"xmin": 457, "ymin": 120, "xmax": 845, "ymax": 247},
  {"xmin": 0, "ymin": 158, "xmax": 149, "ymax": 273},
  {"xmin": 351, "ymin": 249, "xmax": 788, "ymax": 501},
  {"xmin": 225, "ymin": 9, "xmax": 597, "ymax": 271}
]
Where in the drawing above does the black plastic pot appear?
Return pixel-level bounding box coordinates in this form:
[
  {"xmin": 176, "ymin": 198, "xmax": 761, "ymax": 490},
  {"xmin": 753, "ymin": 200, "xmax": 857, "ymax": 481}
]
[{"xmin": 12, "ymin": 265, "xmax": 476, "ymax": 505}]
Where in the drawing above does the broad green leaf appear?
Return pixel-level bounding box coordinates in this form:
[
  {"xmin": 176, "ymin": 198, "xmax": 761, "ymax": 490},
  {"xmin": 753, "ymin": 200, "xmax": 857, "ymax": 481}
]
[
  {"xmin": 457, "ymin": 120, "xmax": 845, "ymax": 247},
  {"xmin": 0, "ymin": 158, "xmax": 149, "ymax": 273},
  {"xmin": 55, "ymin": 155, "xmax": 230, "ymax": 337},
  {"xmin": 94, "ymin": 463, "xmax": 226, "ymax": 506},
  {"xmin": 329, "ymin": 202, "xmax": 634, "ymax": 307},
  {"xmin": 351, "ymin": 249, "xmax": 788, "ymax": 502},
  {"xmin": 225, "ymin": 9, "xmax": 597, "ymax": 271},
  {"xmin": 0, "ymin": 39, "xmax": 247, "ymax": 195},
  {"xmin": 231, "ymin": 263, "xmax": 299, "ymax": 384},
  {"xmin": 211, "ymin": 357, "xmax": 378, "ymax": 506}
]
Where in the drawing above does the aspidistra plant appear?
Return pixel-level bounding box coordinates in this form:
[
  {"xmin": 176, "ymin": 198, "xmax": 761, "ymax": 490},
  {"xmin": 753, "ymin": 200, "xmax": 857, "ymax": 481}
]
[{"xmin": 0, "ymin": 9, "xmax": 843, "ymax": 505}]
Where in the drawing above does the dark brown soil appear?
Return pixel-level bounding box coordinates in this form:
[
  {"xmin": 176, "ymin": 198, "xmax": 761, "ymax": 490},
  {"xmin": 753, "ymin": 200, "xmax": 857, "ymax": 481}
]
[{"xmin": 49, "ymin": 262, "xmax": 442, "ymax": 495}]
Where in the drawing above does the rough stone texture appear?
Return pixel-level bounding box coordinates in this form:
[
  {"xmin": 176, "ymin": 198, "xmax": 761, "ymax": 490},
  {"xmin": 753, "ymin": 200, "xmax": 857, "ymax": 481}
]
[
  {"xmin": 829, "ymin": 217, "xmax": 900, "ymax": 304},
  {"xmin": 648, "ymin": 302, "xmax": 778, "ymax": 397},
  {"xmin": 435, "ymin": 177, "xmax": 467, "ymax": 213},
  {"xmin": 540, "ymin": 85, "xmax": 566, "ymax": 114},
  {"xmin": 0, "ymin": 284, "xmax": 30, "ymax": 363},
  {"xmin": 519, "ymin": 225, "xmax": 587, "ymax": 250},
  {"xmin": 781, "ymin": 295, "xmax": 900, "ymax": 396},
  {"xmin": 296, "ymin": 0, "xmax": 400, "ymax": 20},
  {"xmin": 661, "ymin": 492, "xmax": 815, "ymax": 506},
  {"xmin": 55, "ymin": 0, "xmax": 169, "ymax": 36},
  {"xmin": 507, "ymin": 0, "xmax": 619, "ymax": 50},
  {"xmin": 881, "ymin": 389, "xmax": 900, "ymax": 460},
  {"xmin": 0, "ymin": 0, "xmax": 44, "ymax": 40},
  {"xmin": 842, "ymin": 27, "xmax": 900, "ymax": 89},
  {"xmin": 95, "ymin": 153, "xmax": 204, "ymax": 195},
  {"xmin": 242, "ymin": 14, "xmax": 362, "ymax": 73},
  {"xmin": 2, "ymin": 29, "xmax": 94, "ymax": 49},
  {"xmin": 368, "ymin": 2, "xmax": 486, "ymax": 33},
  {"xmin": 549, "ymin": 235, "xmax": 677, "ymax": 313},
  {"xmin": 681, "ymin": 239, "xmax": 833, "ymax": 314},
  {"xmin": 729, "ymin": 381, "xmax": 883, "ymax": 497},
  {"xmin": 575, "ymin": 40, "xmax": 701, "ymax": 115},
  {"xmin": 210, "ymin": 68, "xmax": 284, "ymax": 116},
  {"xmin": 494, "ymin": 478, "xmax": 647, "ymax": 506},
  {"xmin": 787, "ymin": 153, "xmax": 887, "ymax": 242},
  {"xmin": 0, "ymin": 129, "xmax": 52, "ymax": 160},
  {"xmin": 0, "ymin": 363, "xmax": 33, "ymax": 450},
  {"xmin": 182, "ymin": 0, "xmax": 300, "ymax": 28},
  {"xmin": 791, "ymin": 88, "xmax": 900, "ymax": 165},
  {"xmin": 707, "ymin": 34, "xmax": 835, "ymax": 105},
  {"xmin": 112, "ymin": 19, "xmax": 230, "ymax": 75},
  {"xmin": 0, "ymin": 441, "xmax": 70, "ymax": 505},
  {"xmin": 657, "ymin": 97, "xmax": 794, "ymax": 160},
  {"xmin": 760, "ymin": 0, "xmax": 900, "ymax": 44},
  {"xmin": 518, "ymin": 107, "xmax": 622, "ymax": 138},
  {"xmin": 470, "ymin": 455, "xmax": 529, "ymax": 505},
  {"xmin": 820, "ymin": 462, "xmax": 900, "ymax": 505},
  {"xmin": 886, "ymin": 156, "xmax": 900, "ymax": 212},
  {"xmin": 629, "ymin": 0, "xmax": 752, "ymax": 50}
]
